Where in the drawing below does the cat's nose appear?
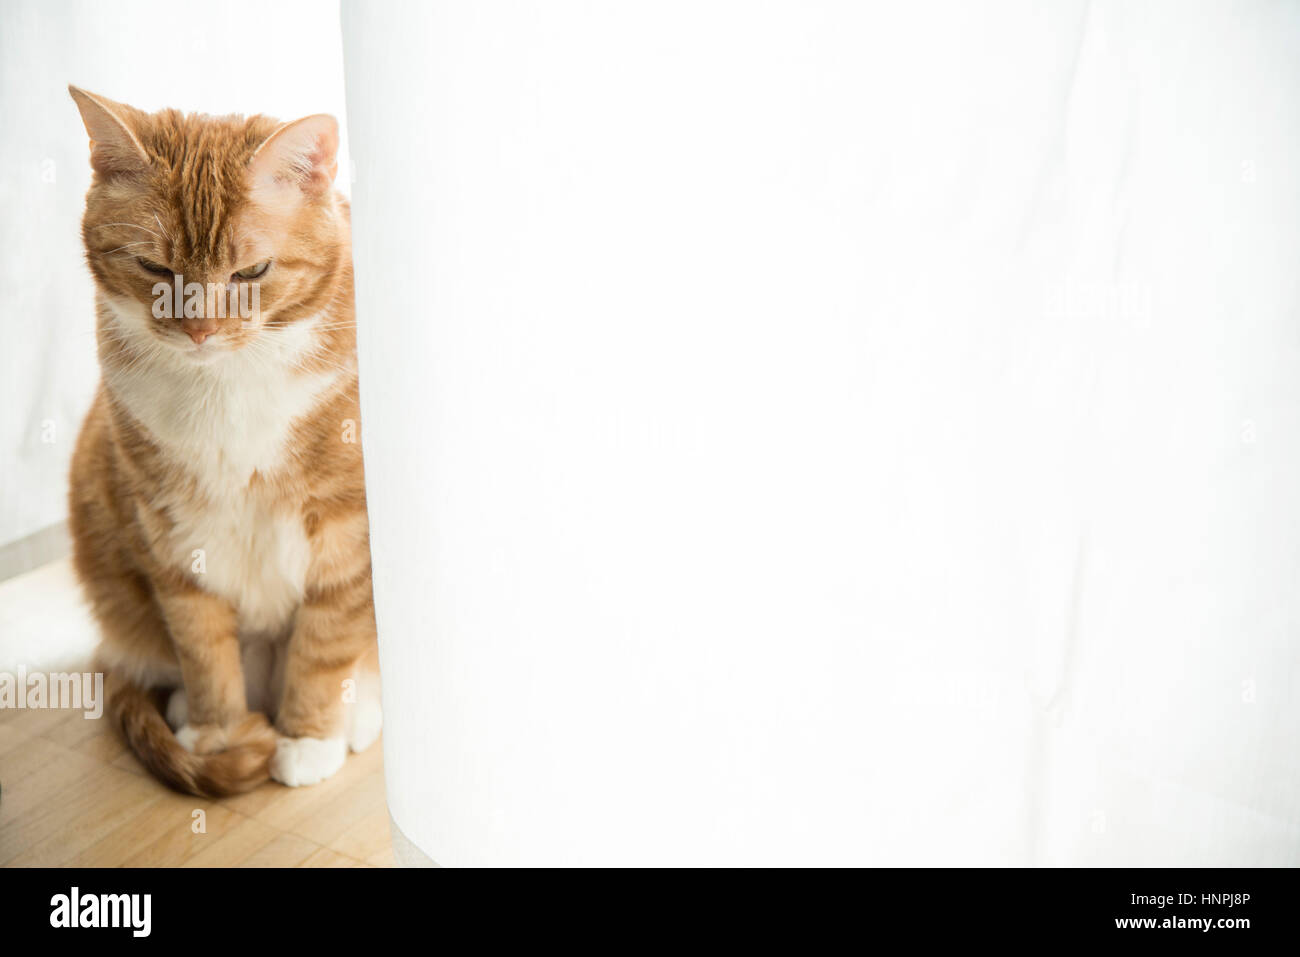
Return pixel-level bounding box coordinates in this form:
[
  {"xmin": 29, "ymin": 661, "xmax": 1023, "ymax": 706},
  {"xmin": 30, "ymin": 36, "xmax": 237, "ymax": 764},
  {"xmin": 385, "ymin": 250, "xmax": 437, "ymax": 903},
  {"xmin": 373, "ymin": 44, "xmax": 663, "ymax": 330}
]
[{"xmin": 181, "ymin": 318, "xmax": 218, "ymax": 345}]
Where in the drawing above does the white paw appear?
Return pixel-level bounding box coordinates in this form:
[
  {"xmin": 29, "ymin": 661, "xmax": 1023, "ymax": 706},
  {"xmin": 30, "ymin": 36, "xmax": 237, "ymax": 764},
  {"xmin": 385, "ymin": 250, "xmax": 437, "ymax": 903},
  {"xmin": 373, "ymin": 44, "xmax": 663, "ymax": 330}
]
[
  {"xmin": 347, "ymin": 698, "xmax": 383, "ymax": 753},
  {"xmin": 175, "ymin": 723, "xmax": 200, "ymax": 753},
  {"xmin": 270, "ymin": 735, "xmax": 347, "ymax": 787},
  {"xmin": 166, "ymin": 688, "xmax": 189, "ymax": 730},
  {"xmin": 346, "ymin": 668, "xmax": 383, "ymax": 753}
]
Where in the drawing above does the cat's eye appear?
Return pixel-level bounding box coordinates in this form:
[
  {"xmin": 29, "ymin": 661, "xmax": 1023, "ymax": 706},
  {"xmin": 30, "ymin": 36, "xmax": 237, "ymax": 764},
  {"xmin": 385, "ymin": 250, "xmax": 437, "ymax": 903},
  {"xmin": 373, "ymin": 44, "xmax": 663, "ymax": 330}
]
[
  {"xmin": 233, "ymin": 260, "xmax": 271, "ymax": 281},
  {"xmin": 136, "ymin": 257, "xmax": 173, "ymax": 276}
]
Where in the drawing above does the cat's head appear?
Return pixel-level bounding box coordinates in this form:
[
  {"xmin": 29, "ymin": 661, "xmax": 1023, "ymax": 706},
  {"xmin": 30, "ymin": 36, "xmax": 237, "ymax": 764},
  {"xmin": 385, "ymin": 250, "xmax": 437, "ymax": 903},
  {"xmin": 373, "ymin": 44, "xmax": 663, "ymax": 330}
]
[{"xmin": 71, "ymin": 86, "xmax": 347, "ymax": 364}]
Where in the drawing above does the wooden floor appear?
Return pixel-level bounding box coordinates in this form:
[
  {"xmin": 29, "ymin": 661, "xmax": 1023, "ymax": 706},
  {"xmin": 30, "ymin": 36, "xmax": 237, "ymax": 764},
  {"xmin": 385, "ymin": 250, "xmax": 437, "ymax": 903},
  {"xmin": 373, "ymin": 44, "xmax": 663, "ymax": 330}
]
[{"xmin": 0, "ymin": 702, "xmax": 394, "ymax": 867}]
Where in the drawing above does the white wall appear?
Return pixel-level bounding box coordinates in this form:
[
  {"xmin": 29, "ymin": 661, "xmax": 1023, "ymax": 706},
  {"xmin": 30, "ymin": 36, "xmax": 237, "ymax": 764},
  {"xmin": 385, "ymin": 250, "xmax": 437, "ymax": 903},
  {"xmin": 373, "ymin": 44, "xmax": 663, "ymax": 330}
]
[
  {"xmin": 345, "ymin": 0, "xmax": 1300, "ymax": 865},
  {"xmin": 0, "ymin": 0, "xmax": 350, "ymax": 554}
]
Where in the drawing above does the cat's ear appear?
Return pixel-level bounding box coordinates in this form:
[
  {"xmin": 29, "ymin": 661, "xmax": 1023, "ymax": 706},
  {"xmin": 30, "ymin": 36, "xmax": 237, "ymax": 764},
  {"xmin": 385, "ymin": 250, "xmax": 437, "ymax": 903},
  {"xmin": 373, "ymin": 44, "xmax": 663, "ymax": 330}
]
[
  {"xmin": 68, "ymin": 85, "xmax": 149, "ymax": 177},
  {"xmin": 248, "ymin": 114, "xmax": 339, "ymax": 198}
]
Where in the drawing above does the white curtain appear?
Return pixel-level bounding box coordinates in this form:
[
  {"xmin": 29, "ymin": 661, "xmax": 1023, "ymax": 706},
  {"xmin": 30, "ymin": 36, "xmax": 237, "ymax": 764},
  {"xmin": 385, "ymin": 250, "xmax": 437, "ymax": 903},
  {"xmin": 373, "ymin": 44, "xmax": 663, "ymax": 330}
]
[{"xmin": 344, "ymin": 0, "xmax": 1300, "ymax": 866}]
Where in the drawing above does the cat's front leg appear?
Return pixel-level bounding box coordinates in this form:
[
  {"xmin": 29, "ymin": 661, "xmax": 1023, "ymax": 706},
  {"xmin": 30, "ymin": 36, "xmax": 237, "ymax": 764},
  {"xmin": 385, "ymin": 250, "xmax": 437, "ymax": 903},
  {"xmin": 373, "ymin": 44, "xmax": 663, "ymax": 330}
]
[
  {"xmin": 270, "ymin": 571, "xmax": 377, "ymax": 787},
  {"xmin": 155, "ymin": 579, "xmax": 250, "ymax": 754}
]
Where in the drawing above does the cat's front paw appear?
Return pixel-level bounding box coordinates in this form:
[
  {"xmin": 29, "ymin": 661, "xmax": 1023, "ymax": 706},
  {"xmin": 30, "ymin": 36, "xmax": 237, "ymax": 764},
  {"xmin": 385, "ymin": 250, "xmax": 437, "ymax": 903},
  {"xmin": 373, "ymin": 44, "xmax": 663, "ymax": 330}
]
[
  {"xmin": 175, "ymin": 723, "xmax": 201, "ymax": 753},
  {"xmin": 270, "ymin": 735, "xmax": 347, "ymax": 787},
  {"xmin": 347, "ymin": 694, "xmax": 383, "ymax": 754},
  {"xmin": 165, "ymin": 688, "xmax": 188, "ymax": 730},
  {"xmin": 175, "ymin": 722, "xmax": 233, "ymax": 755}
]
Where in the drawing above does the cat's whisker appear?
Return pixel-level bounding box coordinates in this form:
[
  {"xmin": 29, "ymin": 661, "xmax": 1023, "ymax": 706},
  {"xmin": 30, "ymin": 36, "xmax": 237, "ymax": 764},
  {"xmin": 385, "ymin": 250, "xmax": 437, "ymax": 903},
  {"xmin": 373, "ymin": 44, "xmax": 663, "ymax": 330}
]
[
  {"xmin": 100, "ymin": 241, "xmax": 157, "ymax": 256},
  {"xmin": 89, "ymin": 223, "xmax": 163, "ymax": 238},
  {"xmin": 152, "ymin": 212, "xmax": 175, "ymax": 246}
]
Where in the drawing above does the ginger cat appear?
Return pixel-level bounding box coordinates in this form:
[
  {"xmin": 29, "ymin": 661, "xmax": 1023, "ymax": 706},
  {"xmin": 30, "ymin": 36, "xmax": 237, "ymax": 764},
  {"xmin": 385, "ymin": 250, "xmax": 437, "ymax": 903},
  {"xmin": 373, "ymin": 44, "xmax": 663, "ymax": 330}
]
[{"xmin": 66, "ymin": 86, "xmax": 381, "ymax": 796}]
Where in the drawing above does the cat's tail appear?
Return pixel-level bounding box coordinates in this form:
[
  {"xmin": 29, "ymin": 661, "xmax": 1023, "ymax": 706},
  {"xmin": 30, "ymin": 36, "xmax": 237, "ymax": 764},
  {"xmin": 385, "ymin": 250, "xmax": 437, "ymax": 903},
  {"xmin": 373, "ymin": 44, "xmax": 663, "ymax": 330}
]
[{"xmin": 105, "ymin": 671, "xmax": 275, "ymax": 797}]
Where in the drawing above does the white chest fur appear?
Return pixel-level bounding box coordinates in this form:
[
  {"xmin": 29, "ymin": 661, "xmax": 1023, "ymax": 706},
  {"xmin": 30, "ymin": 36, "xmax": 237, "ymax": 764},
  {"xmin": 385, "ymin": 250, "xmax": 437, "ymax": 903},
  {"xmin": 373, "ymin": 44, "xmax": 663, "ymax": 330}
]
[
  {"xmin": 168, "ymin": 492, "xmax": 314, "ymax": 635},
  {"xmin": 104, "ymin": 302, "xmax": 344, "ymax": 635}
]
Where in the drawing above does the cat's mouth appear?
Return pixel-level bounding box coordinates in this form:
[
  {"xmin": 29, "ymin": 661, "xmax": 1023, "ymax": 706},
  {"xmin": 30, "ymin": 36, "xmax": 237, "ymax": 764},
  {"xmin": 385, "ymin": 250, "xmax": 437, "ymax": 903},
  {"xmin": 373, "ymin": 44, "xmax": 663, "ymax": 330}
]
[
  {"xmin": 184, "ymin": 345, "xmax": 229, "ymax": 365},
  {"xmin": 162, "ymin": 329, "xmax": 236, "ymax": 363}
]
